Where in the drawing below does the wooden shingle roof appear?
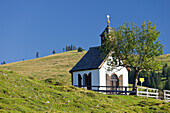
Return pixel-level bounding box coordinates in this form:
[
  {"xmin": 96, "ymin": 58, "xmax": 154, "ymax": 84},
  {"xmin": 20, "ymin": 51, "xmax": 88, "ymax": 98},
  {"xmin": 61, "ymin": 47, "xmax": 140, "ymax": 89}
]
[{"xmin": 69, "ymin": 46, "xmax": 107, "ymax": 72}]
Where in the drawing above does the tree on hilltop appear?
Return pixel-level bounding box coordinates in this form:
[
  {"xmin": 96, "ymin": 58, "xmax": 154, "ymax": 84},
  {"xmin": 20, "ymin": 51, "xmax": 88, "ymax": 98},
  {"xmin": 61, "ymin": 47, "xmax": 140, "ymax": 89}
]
[
  {"xmin": 36, "ymin": 52, "xmax": 39, "ymax": 58},
  {"xmin": 101, "ymin": 21, "xmax": 164, "ymax": 92},
  {"xmin": 53, "ymin": 49, "xmax": 55, "ymax": 54},
  {"xmin": 78, "ymin": 47, "xmax": 83, "ymax": 52}
]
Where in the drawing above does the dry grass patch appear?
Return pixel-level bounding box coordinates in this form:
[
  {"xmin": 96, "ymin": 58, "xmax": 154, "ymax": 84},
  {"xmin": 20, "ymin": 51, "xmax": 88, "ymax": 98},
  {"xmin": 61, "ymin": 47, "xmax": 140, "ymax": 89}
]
[{"xmin": 0, "ymin": 51, "xmax": 86, "ymax": 85}]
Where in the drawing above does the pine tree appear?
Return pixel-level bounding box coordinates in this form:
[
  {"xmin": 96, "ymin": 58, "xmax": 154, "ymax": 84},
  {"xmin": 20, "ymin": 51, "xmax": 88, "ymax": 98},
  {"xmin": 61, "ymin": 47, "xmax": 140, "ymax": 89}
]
[
  {"xmin": 129, "ymin": 69, "xmax": 135, "ymax": 84},
  {"xmin": 66, "ymin": 45, "xmax": 68, "ymax": 51},
  {"xmin": 53, "ymin": 50, "xmax": 55, "ymax": 54},
  {"xmin": 71, "ymin": 44, "xmax": 73, "ymax": 50},
  {"xmin": 73, "ymin": 45, "xmax": 76, "ymax": 50},
  {"xmin": 165, "ymin": 77, "xmax": 170, "ymax": 90},
  {"xmin": 155, "ymin": 73, "xmax": 161, "ymax": 89},
  {"xmin": 167, "ymin": 67, "xmax": 170, "ymax": 79},
  {"xmin": 162, "ymin": 63, "xmax": 168, "ymax": 76},
  {"xmin": 78, "ymin": 47, "xmax": 83, "ymax": 52},
  {"xmin": 36, "ymin": 52, "xmax": 39, "ymax": 58},
  {"xmin": 151, "ymin": 77, "xmax": 156, "ymax": 88},
  {"xmin": 147, "ymin": 74, "xmax": 151, "ymax": 87}
]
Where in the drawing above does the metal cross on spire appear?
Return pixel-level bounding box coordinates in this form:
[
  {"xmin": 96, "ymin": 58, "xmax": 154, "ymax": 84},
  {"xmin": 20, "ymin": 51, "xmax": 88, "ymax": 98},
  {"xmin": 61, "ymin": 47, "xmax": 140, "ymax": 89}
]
[{"xmin": 107, "ymin": 15, "xmax": 110, "ymax": 25}]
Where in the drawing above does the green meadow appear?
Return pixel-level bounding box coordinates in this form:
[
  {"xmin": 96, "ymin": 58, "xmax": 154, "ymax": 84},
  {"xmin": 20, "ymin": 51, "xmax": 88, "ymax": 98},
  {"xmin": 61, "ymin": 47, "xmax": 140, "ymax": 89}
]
[
  {"xmin": 0, "ymin": 70, "xmax": 169, "ymax": 112},
  {"xmin": 0, "ymin": 51, "xmax": 170, "ymax": 112}
]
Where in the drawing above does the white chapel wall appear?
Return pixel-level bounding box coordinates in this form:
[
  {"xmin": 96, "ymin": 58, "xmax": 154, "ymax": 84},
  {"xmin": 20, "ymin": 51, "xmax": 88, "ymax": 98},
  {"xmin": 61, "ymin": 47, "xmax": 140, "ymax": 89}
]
[
  {"xmin": 99, "ymin": 53, "xmax": 129, "ymax": 88},
  {"xmin": 72, "ymin": 69, "xmax": 99, "ymax": 90}
]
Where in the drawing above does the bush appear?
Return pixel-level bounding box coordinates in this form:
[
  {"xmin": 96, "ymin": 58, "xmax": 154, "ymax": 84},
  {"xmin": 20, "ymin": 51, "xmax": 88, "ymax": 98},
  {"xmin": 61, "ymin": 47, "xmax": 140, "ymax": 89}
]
[
  {"xmin": 78, "ymin": 47, "xmax": 83, "ymax": 52},
  {"xmin": 44, "ymin": 78, "xmax": 66, "ymax": 86}
]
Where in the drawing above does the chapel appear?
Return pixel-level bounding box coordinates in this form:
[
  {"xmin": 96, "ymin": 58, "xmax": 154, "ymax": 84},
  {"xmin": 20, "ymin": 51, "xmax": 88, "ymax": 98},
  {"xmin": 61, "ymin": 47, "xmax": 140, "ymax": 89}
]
[{"xmin": 69, "ymin": 15, "xmax": 129, "ymax": 92}]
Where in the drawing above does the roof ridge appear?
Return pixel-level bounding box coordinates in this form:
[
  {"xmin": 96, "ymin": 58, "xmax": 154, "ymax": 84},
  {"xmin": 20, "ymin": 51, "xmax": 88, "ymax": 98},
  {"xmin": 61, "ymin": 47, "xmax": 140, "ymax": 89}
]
[{"xmin": 89, "ymin": 46, "xmax": 100, "ymax": 49}]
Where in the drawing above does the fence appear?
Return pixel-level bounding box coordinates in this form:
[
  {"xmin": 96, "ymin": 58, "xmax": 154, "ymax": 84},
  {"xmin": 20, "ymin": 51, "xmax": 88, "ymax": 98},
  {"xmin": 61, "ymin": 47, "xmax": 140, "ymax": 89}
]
[
  {"xmin": 74, "ymin": 85, "xmax": 137, "ymax": 95},
  {"xmin": 74, "ymin": 85, "xmax": 170, "ymax": 101},
  {"xmin": 137, "ymin": 87, "xmax": 158, "ymax": 99},
  {"xmin": 163, "ymin": 90, "xmax": 170, "ymax": 101}
]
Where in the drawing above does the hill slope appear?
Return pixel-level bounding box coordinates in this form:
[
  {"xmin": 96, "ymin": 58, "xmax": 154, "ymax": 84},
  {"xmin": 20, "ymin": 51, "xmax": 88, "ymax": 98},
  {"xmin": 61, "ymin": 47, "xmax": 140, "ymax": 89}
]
[
  {"xmin": 0, "ymin": 70, "xmax": 169, "ymax": 112},
  {"xmin": 156, "ymin": 54, "xmax": 170, "ymax": 66},
  {"xmin": 0, "ymin": 51, "xmax": 169, "ymax": 86},
  {"xmin": 0, "ymin": 51, "xmax": 86, "ymax": 85}
]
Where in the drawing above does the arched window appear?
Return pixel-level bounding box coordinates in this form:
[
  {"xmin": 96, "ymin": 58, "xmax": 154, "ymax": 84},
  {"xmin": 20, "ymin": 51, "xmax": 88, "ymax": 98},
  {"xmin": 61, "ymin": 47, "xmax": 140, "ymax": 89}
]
[
  {"xmin": 111, "ymin": 74, "xmax": 118, "ymax": 80},
  {"xmin": 111, "ymin": 74, "xmax": 119, "ymax": 87},
  {"xmin": 83, "ymin": 74, "xmax": 88, "ymax": 86},
  {"xmin": 78, "ymin": 74, "xmax": 82, "ymax": 87},
  {"xmin": 87, "ymin": 72, "xmax": 91, "ymax": 90},
  {"xmin": 83, "ymin": 73, "xmax": 92, "ymax": 90},
  {"xmin": 110, "ymin": 74, "xmax": 119, "ymax": 94}
]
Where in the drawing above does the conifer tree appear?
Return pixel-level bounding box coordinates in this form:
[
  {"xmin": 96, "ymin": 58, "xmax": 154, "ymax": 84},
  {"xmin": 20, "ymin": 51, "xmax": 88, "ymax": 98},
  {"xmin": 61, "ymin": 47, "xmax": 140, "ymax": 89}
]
[
  {"xmin": 151, "ymin": 77, "xmax": 156, "ymax": 88},
  {"xmin": 162, "ymin": 63, "xmax": 168, "ymax": 76},
  {"xmin": 36, "ymin": 52, "xmax": 39, "ymax": 58},
  {"xmin": 78, "ymin": 47, "xmax": 83, "ymax": 52},
  {"xmin": 165, "ymin": 77, "xmax": 170, "ymax": 90},
  {"xmin": 53, "ymin": 49, "xmax": 55, "ymax": 54},
  {"xmin": 66, "ymin": 45, "xmax": 68, "ymax": 51},
  {"xmin": 147, "ymin": 74, "xmax": 151, "ymax": 87}
]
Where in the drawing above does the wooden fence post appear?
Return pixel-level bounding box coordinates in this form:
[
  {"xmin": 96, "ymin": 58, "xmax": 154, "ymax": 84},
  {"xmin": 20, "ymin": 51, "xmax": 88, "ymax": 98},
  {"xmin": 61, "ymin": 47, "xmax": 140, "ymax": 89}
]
[
  {"xmin": 164, "ymin": 90, "xmax": 166, "ymax": 100},
  {"xmin": 125, "ymin": 87, "xmax": 127, "ymax": 95},
  {"xmin": 156, "ymin": 89, "xmax": 158, "ymax": 99},
  {"xmin": 146, "ymin": 88, "xmax": 148, "ymax": 98},
  {"xmin": 116, "ymin": 86, "xmax": 117, "ymax": 95}
]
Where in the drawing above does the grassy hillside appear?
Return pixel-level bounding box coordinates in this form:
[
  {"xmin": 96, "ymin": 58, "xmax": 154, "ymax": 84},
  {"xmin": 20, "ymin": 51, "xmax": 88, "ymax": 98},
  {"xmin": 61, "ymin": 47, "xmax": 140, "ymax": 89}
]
[
  {"xmin": 0, "ymin": 51, "xmax": 86, "ymax": 85},
  {"xmin": 0, "ymin": 51, "xmax": 169, "ymax": 86},
  {"xmin": 156, "ymin": 54, "xmax": 170, "ymax": 66},
  {"xmin": 0, "ymin": 70, "xmax": 169, "ymax": 112}
]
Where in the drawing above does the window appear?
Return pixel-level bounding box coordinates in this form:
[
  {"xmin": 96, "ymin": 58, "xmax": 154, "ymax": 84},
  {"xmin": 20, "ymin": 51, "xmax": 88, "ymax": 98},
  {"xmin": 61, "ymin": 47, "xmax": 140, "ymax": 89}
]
[{"xmin": 78, "ymin": 74, "xmax": 82, "ymax": 87}]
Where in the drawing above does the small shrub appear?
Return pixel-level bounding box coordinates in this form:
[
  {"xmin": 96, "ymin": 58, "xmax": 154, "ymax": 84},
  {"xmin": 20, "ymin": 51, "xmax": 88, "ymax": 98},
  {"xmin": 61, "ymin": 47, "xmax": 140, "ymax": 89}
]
[
  {"xmin": 28, "ymin": 77, "xmax": 35, "ymax": 80},
  {"xmin": 107, "ymin": 95, "xmax": 113, "ymax": 98},
  {"xmin": 44, "ymin": 78, "xmax": 66, "ymax": 86},
  {"xmin": 9, "ymin": 71, "xmax": 13, "ymax": 73},
  {"xmin": 86, "ymin": 92, "xmax": 96, "ymax": 97},
  {"xmin": 77, "ymin": 47, "xmax": 83, "ymax": 52}
]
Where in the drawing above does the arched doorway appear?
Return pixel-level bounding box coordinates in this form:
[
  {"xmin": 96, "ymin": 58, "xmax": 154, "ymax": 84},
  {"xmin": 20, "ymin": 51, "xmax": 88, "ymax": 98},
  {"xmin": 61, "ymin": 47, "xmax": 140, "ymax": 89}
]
[
  {"xmin": 83, "ymin": 74, "xmax": 88, "ymax": 87},
  {"xmin": 83, "ymin": 73, "xmax": 91, "ymax": 90},
  {"xmin": 110, "ymin": 74, "xmax": 119, "ymax": 94},
  {"xmin": 78, "ymin": 74, "xmax": 82, "ymax": 87},
  {"xmin": 87, "ymin": 72, "xmax": 91, "ymax": 90}
]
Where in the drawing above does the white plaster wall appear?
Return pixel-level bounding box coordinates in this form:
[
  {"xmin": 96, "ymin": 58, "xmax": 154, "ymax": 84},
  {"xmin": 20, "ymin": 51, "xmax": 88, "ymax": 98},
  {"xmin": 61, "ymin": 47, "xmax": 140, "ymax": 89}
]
[
  {"xmin": 99, "ymin": 54, "xmax": 129, "ymax": 90},
  {"xmin": 99, "ymin": 67, "xmax": 106, "ymax": 90},
  {"xmin": 72, "ymin": 69, "xmax": 99, "ymax": 90}
]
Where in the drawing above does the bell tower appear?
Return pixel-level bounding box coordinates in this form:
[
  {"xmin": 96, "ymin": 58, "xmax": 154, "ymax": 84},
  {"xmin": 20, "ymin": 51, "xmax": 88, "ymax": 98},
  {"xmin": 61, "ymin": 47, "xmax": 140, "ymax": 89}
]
[{"xmin": 100, "ymin": 15, "xmax": 112, "ymax": 46}]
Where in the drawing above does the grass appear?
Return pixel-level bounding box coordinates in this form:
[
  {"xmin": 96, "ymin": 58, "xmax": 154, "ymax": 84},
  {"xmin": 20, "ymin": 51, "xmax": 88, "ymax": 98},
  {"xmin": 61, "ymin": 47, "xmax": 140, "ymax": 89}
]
[
  {"xmin": 0, "ymin": 50, "xmax": 86, "ymax": 85},
  {"xmin": 0, "ymin": 51, "xmax": 169, "ymax": 86},
  {"xmin": 0, "ymin": 70, "xmax": 169, "ymax": 112},
  {"xmin": 156, "ymin": 54, "xmax": 170, "ymax": 66},
  {"xmin": 0, "ymin": 51, "xmax": 170, "ymax": 112}
]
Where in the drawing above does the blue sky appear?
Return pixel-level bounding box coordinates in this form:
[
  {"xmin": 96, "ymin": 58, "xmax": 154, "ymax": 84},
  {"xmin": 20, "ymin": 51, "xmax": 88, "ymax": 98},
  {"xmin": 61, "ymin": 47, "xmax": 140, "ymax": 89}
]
[{"xmin": 0, "ymin": 0, "xmax": 170, "ymax": 63}]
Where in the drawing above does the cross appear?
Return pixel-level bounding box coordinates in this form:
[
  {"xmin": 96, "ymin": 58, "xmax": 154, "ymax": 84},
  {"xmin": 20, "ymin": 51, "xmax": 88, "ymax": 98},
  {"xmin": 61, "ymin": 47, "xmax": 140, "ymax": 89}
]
[
  {"xmin": 107, "ymin": 15, "xmax": 110, "ymax": 20},
  {"xmin": 107, "ymin": 15, "xmax": 110, "ymax": 25}
]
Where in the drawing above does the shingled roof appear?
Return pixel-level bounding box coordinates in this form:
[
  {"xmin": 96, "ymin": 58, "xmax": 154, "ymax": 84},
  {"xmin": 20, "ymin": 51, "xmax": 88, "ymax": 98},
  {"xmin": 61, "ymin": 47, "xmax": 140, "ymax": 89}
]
[{"xmin": 69, "ymin": 46, "xmax": 107, "ymax": 72}]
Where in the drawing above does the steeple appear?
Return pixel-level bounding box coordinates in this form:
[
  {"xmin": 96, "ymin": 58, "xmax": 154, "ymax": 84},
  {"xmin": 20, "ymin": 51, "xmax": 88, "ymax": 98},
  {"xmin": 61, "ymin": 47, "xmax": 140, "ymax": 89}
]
[{"xmin": 100, "ymin": 15, "xmax": 112, "ymax": 46}]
